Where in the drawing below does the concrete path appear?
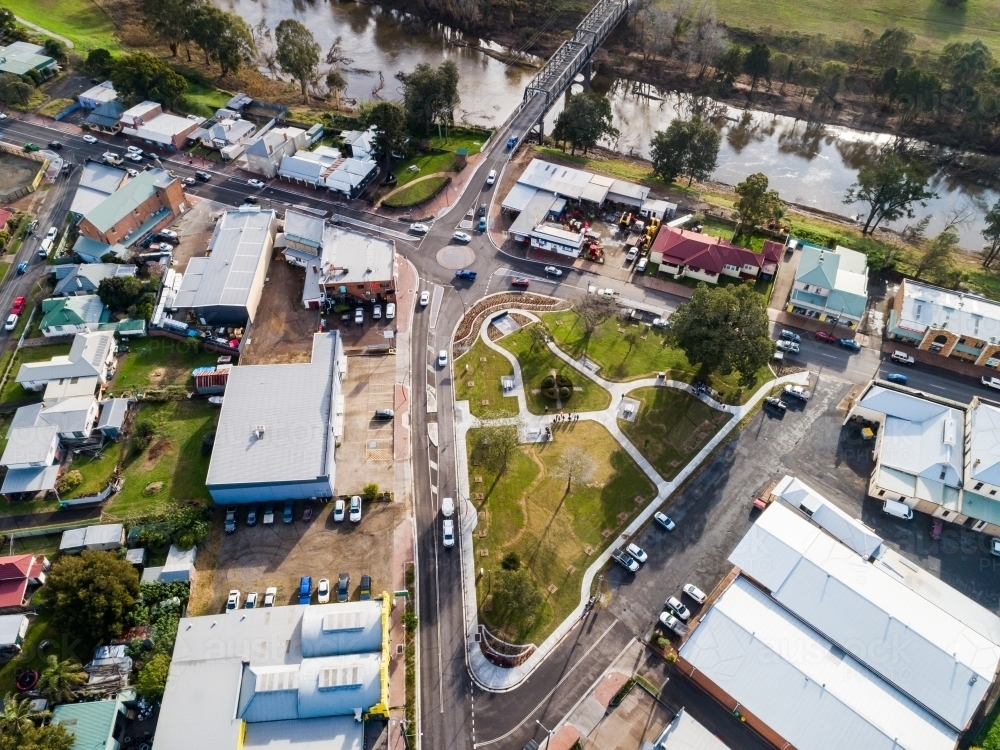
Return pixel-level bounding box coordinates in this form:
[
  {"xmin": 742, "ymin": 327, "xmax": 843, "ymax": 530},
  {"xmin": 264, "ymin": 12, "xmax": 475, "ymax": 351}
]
[
  {"xmin": 453, "ymin": 310, "xmax": 811, "ymax": 691},
  {"xmin": 15, "ymin": 17, "xmax": 74, "ymax": 48}
]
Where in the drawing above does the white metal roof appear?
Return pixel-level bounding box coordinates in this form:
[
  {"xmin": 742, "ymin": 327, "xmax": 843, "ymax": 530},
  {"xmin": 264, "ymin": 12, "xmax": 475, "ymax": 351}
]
[
  {"xmin": 653, "ymin": 707, "xmax": 730, "ymax": 749},
  {"xmin": 729, "ymin": 502, "xmax": 1000, "ymax": 730},
  {"xmin": 898, "ymin": 279, "xmax": 1000, "ymax": 343},
  {"xmin": 858, "ymin": 385, "xmax": 953, "ymax": 423},
  {"xmin": 300, "ymin": 601, "xmax": 383, "ymax": 657},
  {"xmin": 680, "ymin": 577, "xmax": 960, "ymax": 750},
  {"xmin": 0, "ymin": 614, "xmax": 28, "ymax": 647},
  {"xmin": 242, "ymin": 716, "xmax": 363, "ymax": 750},
  {"xmin": 773, "ymin": 475, "xmax": 882, "ymax": 558},
  {"xmin": 501, "ymin": 182, "xmax": 540, "ymax": 213},
  {"xmin": 970, "ymin": 402, "xmax": 1000, "ymax": 487}
]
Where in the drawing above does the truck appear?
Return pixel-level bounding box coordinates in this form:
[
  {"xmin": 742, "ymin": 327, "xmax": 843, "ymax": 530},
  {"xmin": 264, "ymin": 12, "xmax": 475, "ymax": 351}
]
[
  {"xmin": 658, "ymin": 610, "xmax": 689, "ymax": 637},
  {"xmin": 611, "ymin": 548, "xmax": 639, "ymax": 573},
  {"xmin": 983, "ymin": 376, "xmax": 1000, "ymax": 391}
]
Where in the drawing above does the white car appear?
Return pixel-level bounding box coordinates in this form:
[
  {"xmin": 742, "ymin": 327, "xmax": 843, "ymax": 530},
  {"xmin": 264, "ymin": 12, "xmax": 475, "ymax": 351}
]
[
  {"xmin": 654, "ymin": 511, "xmax": 675, "ymax": 531},
  {"xmin": 354, "ymin": 308, "xmax": 364, "ymax": 324},
  {"xmin": 244, "ymin": 592, "xmax": 258, "ymax": 609},
  {"xmin": 317, "ymin": 578, "xmax": 330, "ymax": 604},
  {"xmin": 349, "ymin": 495, "xmax": 362, "ymax": 523},
  {"xmin": 226, "ymin": 590, "xmax": 240, "ymax": 612},
  {"xmin": 666, "ymin": 596, "xmax": 691, "ymax": 620},
  {"xmin": 102, "ymin": 152, "xmax": 122, "ymax": 166},
  {"xmin": 45, "ymin": 227, "xmax": 57, "ymax": 241},
  {"xmin": 386, "ymin": 302, "xmax": 396, "ymax": 320},
  {"xmin": 82, "ymin": 134, "xmax": 97, "ymax": 144},
  {"xmin": 183, "ymin": 176, "xmax": 196, "ymax": 186},
  {"xmin": 443, "ymin": 518, "xmax": 455, "ymax": 547},
  {"xmin": 125, "ymin": 152, "xmax": 143, "ymax": 162},
  {"xmin": 263, "ymin": 587, "xmax": 277, "ymax": 607},
  {"xmin": 159, "ymin": 229, "xmax": 178, "ymax": 240},
  {"xmin": 651, "ymin": 317, "xmax": 669, "ymax": 328},
  {"xmin": 333, "ymin": 499, "xmax": 345, "ymax": 522},
  {"xmin": 452, "ymin": 231, "xmax": 472, "ymax": 243},
  {"xmin": 247, "ymin": 179, "xmax": 266, "ymax": 188},
  {"xmin": 419, "ymin": 291, "xmax": 429, "ymax": 306},
  {"xmin": 682, "ymin": 583, "xmax": 707, "ymax": 604},
  {"xmin": 776, "ymin": 340, "xmax": 800, "ymax": 354},
  {"xmin": 437, "ymin": 350, "xmax": 448, "ymax": 367},
  {"xmin": 127, "ymin": 168, "xmax": 138, "ymax": 177},
  {"xmin": 4, "ymin": 314, "xmax": 17, "ymax": 331},
  {"xmin": 410, "ymin": 223, "xmax": 430, "ymax": 234},
  {"xmin": 372, "ymin": 304, "xmax": 382, "ymax": 320},
  {"xmin": 126, "ymin": 145, "xmax": 143, "ymax": 154},
  {"xmin": 543, "ymin": 266, "xmax": 563, "ymax": 277},
  {"xmin": 625, "ymin": 543, "xmax": 647, "ymax": 564},
  {"xmin": 596, "ymin": 288, "xmax": 616, "ymax": 298},
  {"xmin": 486, "ymin": 169, "xmax": 497, "ymax": 185}
]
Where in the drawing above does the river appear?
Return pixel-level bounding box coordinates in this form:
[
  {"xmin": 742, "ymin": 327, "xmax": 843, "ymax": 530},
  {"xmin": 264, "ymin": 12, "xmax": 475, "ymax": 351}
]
[{"xmin": 217, "ymin": 0, "xmax": 998, "ymax": 248}]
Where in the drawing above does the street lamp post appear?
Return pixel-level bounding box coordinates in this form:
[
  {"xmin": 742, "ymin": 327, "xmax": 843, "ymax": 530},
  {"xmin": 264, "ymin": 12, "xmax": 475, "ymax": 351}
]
[{"xmin": 536, "ymin": 719, "xmax": 555, "ymax": 742}]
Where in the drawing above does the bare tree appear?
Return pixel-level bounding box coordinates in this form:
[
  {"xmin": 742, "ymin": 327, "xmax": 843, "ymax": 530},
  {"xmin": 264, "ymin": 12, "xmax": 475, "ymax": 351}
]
[
  {"xmin": 577, "ymin": 294, "xmax": 618, "ymax": 336},
  {"xmin": 478, "ymin": 420, "xmax": 522, "ymax": 474},
  {"xmin": 554, "ymin": 447, "xmax": 596, "ymax": 496}
]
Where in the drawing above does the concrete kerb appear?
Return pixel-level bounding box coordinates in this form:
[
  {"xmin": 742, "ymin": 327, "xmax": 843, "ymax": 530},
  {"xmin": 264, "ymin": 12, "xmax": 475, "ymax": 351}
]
[{"xmin": 454, "ymin": 310, "xmax": 811, "ymax": 692}]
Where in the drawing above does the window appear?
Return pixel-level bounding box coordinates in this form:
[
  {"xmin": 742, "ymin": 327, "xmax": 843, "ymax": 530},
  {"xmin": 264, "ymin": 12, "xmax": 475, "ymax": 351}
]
[
  {"xmin": 975, "ymin": 482, "xmax": 984, "ymax": 491},
  {"xmin": 724, "ymin": 264, "xmax": 737, "ymax": 272},
  {"xmin": 356, "ymin": 284, "xmax": 364, "ymax": 290},
  {"xmin": 877, "ymin": 489, "xmax": 885, "ymax": 496},
  {"xmin": 991, "ymin": 490, "xmax": 997, "ymax": 496}
]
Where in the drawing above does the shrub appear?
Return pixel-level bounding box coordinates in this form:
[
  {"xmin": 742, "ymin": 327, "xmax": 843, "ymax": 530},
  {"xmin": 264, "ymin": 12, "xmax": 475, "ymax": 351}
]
[
  {"xmin": 402, "ymin": 610, "xmax": 418, "ymax": 633},
  {"xmin": 56, "ymin": 470, "xmax": 83, "ymax": 494},
  {"xmin": 363, "ymin": 483, "xmax": 380, "ymax": 502},
  {"xmin": 541, "ymin": 375, "xmax": 555, "ymax": 388},
  {"xmin": 501, "ymin": 551, "xmax": 520, "ymax": 570},
  {"xmin": 133, "ymin": 419, "xmax": 156, "ymax": 453}
]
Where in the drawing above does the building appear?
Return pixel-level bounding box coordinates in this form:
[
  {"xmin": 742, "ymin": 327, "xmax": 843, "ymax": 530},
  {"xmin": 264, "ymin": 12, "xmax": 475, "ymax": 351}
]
[
  {"xmin": 86, "ymin": 100, "xmax": 125, "ymax": 135},
  {"xmin": 202, "ymin": 117, "xmax": 256, "ymax": 160},
  {"xmin": 0, "ymin": 613, "xmax": 30, "ymax": 654},
  {"xmin": 849, "ymin": 381, "xmax": 1000, "ymax": 534},
  {"xmin": 282, "ymin": 210, "xmax": 396, "ymax": 308},
  {"xmin": 678, "ymin": 498, "xmax": 1000, "ymax": 750},
  {"xmin": 277, "ymin": 145, "xmax": 377, "ymax": 198},
  {"xmin": 0, "ymin": 41, "xmax": 57, "ymax": 78},
  {"xmin": 78, "ymin": 81, "xmax": 117, "ymax": 109},
  {"xmin": 8, "ymin": 396, "xmax": 101, "ymax": 445},
  {"xmin": 887, "ymin": 279, "xmax": 1000, "ymax": 369},
  {"xmin": 96, "ymin": 398, "xmax": 132, "ymax": 439},
  {"xmin": 59, "ymin": 523, "xmax": 126, "ymax": 553},
  {"xmin": 206, "ymin": 332, "xmax": 344, "ymax": 503},
  {"xmin": 77, "ymin": 168, "xmax": 186, "ymax": 248},
  {"xmin": 16, "ymin": 331, "xmax": 116, "ymax": 391},
  {"xmin": 52, "ymin": 693, "xmax": 132, "ymax": 750},
  {"xmin": 119, "ymin": 101, "xmax": 202, "ymax": 150},
  {"xmin": 340, "ymin": 126, "xmax": 377, "ymax": 160},
  {"xmin": 786, "ymin": 241, "xmax": 869, "ymax": 329},
  {"xmin": 502, "ymin": 158, "xmax": 650, "ymax": 214},
  {"xmin": 152, "ymin": 599, "xmax": 389, "ymax": 750},
  {"xmin": 244, "ymin": 125, "xmax": 308, "ymax": 178},
  {"xmin": 647, "ymin": 707, "xmax": 730, "ymax": 750},
  {"xmin": 54, "ymin": 264, "xmax": 137, "ymax": 297},
  {"xmin": 70, "ymin": 161, "xmax": 129, "ymax": 220},
  {"xmin": 649, "ymin": 227, "xmax": 781, "ymax": 284},
  {"xmin": 141, "ymin": 544, "xmax": 196, "ymax": 583},
  {"xmin": 173, "ymin": 207, "xmax": 276, "ymax": 325},
  {"xmin": 639, "ymin": 198, "xmax": 677, "ymax": 222},
  {"xmin": 0, "ymin": 554, "xmax": 48, "ymax": 612},
  {"xmin": 39, "ymin": 295, "xmax": 108, "ymax": 337}
]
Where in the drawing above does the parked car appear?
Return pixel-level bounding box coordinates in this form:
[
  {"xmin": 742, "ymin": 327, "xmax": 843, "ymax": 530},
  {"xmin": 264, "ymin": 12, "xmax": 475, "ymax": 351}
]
[
  {"xmin": 478, "ymin": 216, "xmax": 486, "ymax": 232},
  {"xmin": 374, "ymin": 409, "xmax": 395, "ymax": 420},
  {"xmin": 82, "ymin": 134, "xmax": 98, "ymax": 144},
  {"xmin": 15, "ymin": 261, "xmax": 27, "ymax": 275},
  {"xmin": 283, "ymin": 501, "xmax": 294, "ymax": 523},
  {"xmin": 420, "ymin": 290, "xmax": 430, "ymax": 306},
  {"xmin": 263, "ymin": 503, "xmax": 275, "ymax": 524},
  {"xmin": 125, "ymin": 152, "xmax": 142, "ymax": 163},
  {"xmin": 626, "ymin": 543, "xmax": 648, "ymax": 563},
  {"xmin": 355, "ymin": 308, "xmax": 364, "ymax": 324},
  {"xmin": 437, "ymin": 350, "xmax": 448, "ymax": 367},
  {"xmin": 931, "ymin": 518, "xmax": 943, "ymax": 541},
  {"xmin": 658, "ymin": 611, "xmax": 688, "ymax": 636},
  {"xmin": 247, "ymin": 179, "xmax": 266, "ymax": 188},
  {"xmin": 226, "ymin": 590, "xmax": 240, "ymax": 611},
  {"xmin": 611, "ymin": 548, "xmax": 639, "ymax": 572},
  {"xmin": 886, "ymin": 372, "xmax": 908, "ymax": 385},
  {"xmin": 763, "ymin": 396, "xmax": 787, "ymax": 412},
  {"xmin": 982, "ymin": 376, "xmax": 1000, "ymax": 391},
  {"xmin": 158, "ymin": 229, "xmax": 179, "ymax": 241},
  {"xmin": 302, "ymin": 502, "xmax": 313, "ymax": 522},
  {"xmin": 373, "ymin": 304, "xmax": 382, "ymax": 320},
  {"xmin": 625, "ymin": 246, "xmax": 639, "ymax": 262},
  {"xmin": 127, "ymin": 146, "xmax": 143, "ymax": 155},
  {"xmin": 337, "ymin": 572, "xmax": 350, "ymax": 602},
  {"xmin": 263, "ymin": 587, "xmax": 277, "ymax": 607},
  {"xmin": 776, "ymin": 340, "xmax": 800, "ymax": 354},
  {"xmin": 4, "ymin": 314, "xmax": 17, "ymax": 332},
  {"xmin": 636, "ymin": 257, "xmax": 648, "ymax": 274},
  {"xmin": 544, "ymin": 266, "xmax": 563, "ymax": 277},
  {"xmin": 783, "ymin": 384, "xmax": 808, "ymax": 400},
  {"xmin": 126, "ymin": 168, "xmax": 138, "ymax": 178},
  {"xmin": 244, "ymin": 592, "xmax": 258, "ymax": 609},
  {"xmin": 682, "ymin": 583, "xmax": 707, "ymax": 604},
  {"xmin": 359, "ymin": 574, "xmax": 372, "ymax": 600},
  {"xmin": 477, "ymin": 203, "xmax": 487, "ymax": 218},
  {"xmin": 333, "ymin": 498, "xmax": 346, "ymax": 522},
  {"xmin": 298, "ymin": 576, "xmax": 312, "ymax": 605},
  {"xmin": 839, "ymin": 338, "xmax": 862, "ymax": 351},
  {"xmin": 443, "ymin": 519, "xmax": 455, "ymax": 547},
  {"xmin": 10, "ymin": 297, "xmax": 25, "ymax": 315},
  {"xmin": 666, "ymin": 596, "xmax": 691, "ymax": 620},
  {"xmin": 195, "ymin": 170, "xmax": 211, "ymax": 181},
  {"xmin": 992, "ymin": 538, "xmax": 1000, "ymax": 557},
  {"xmin": 246, "ymin": 504, "xmax": 258, "ymax": 526},
  {"xmin": 455, "ymin": 269, "xmax": 477, "ymax": 280},
  {"xmin": 317, "ymin": 578, "xmax": 330, "ymax": 604},
  {"xmin": 47, "ymin": 141, "xmax": 62, "ymax": 150},
  {"xmin": 510, "ymin": 277, "xmax": 530, "ymax": 288},
  {"xmin": 350, "ymin": 495, "xmax": 362, "ymax": 522},
  {"xmin": 654, "ymin": 511, "xmax": 675, "ymax": 531},
  {"xmin": 102, "ymin": 152, "xmax": 122, "ymax": 166},
  {"xmin": 453, "ymin": 231, "xmax": 472, "ymax": 243},
  {"xmin": 183, "ymin": 176, "xmax": 196, "ymax": 186},
  {"xmin": 780, "ymin": 329, "xmax": 801, "ymax": 343},
  {"xmin": 386, "ymin": 302, "xmax": 396, "ymax": 320},
  {"xmin": 814, "ymin": 330, "xmax": 837, "ymax": 343},
  {"xmin": 651, "ymin": 317, "xmax": 670, "ymax": 328},
  {"xmin": 890, "ymin": 350, "xmax": 915, "ymax": 365},
  {"xmin": 224, "ymin": 505, "xmax": 238, "ymax": 534},
  {"xmin": 410, "ymin": 223, "xmax": 430, "ymax": 234}
]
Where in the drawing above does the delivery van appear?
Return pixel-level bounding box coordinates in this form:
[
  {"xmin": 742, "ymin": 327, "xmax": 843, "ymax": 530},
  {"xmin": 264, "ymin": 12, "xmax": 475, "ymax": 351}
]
[{"xmin": 883, "ymin": 499, "xmax": 913, "ymax": 520}]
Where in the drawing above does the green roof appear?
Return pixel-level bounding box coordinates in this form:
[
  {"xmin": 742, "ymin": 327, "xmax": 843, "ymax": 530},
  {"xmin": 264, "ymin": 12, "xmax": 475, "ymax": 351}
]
[
  {"xmin": 0, "ymin": 43, "xmax": 56, "ymax": 77},
  {"xmin": 52, "ymin": 698, "xmax": 123, "ymax": 750},
  {"xmin": 41, "ymin": 296, "xmax": 108, "ymax": 330},
  {"xmin": 84, "ymin": 169, "xmax": 172, "ymax": 234},
  {"xmin": 795, "ymin": 245, "xmax": 838, "ymax": 289}
]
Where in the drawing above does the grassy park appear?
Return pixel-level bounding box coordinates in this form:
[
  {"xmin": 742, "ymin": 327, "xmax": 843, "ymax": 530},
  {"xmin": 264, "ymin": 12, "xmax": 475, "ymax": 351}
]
[
  {"xmin": 383, "ymin": 176, "xmax": 451, "ymax": 208},
  {"xmin": 454, "ymin": 337, "xmax": 518, "ymax": 418},
  {"xmin": 2, "ymin": 0, "xmax": 120, "ymax": 51},
  {"xmin": 472, "ymin": 422, "xmax": 656, "ymax": 644}
]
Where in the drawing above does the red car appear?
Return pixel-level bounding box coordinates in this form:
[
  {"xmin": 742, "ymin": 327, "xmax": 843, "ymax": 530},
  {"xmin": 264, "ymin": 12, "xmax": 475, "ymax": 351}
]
[
  {"xmin": 815, "ymin": 331, "xmax": 837, "ymax": 343},
  {"xmin": 510, "ymin": 277, "xmax": 530, "ymax": 288},
  {"xmin": 10, "ymin": 297, "xmax": 25, "ymax": 315}
]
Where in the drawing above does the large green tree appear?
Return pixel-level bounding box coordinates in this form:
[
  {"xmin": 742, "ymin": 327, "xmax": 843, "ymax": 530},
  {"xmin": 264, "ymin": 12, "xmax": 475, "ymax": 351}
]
[
  {"xmin": 98, "ymin": 275, "xmax": 143, "ymax": 313},
  {"xmin": 140, "ymin": 0, "xmax": 201, "ymax": 57},
  {"xmin": 733, "ymin": 172, "xmax": 783, "ymax": 231},
  {"xmin": 649, "ymin": 117, "xmax": 720, "ymax": 186},
  {"xmin": 364, "ymin": 101, "xmax": 408, "ymax": 170},
  {"xmin": 914, "ymin": 229, "xmax": 958, "ymax": 280},
  {"xmin": 275, "ymin": 19, "xmax": 321, "ymax": 101},
  {"xmin": 402, "ymin": 61, "xmax": 460, "ymax": 136},
  {"xmin": 491, "ymin": 568, "xmax": 543, "ymax": 629},
  {"xmin": 136, "ymin": 653, "xmax": 172, "ymax": 700},
  {"xmin": 0, "ymin": 72, "xmax": 33, "ymax": 105},
  {"xmin": 189, "ymin": 5, "xmax": 255, "ymax": 77},
  {"xmin": 742, "ymin": 42, "xmax": 771, "ymax": 97},
  {"xmin": 110, "ymin": 52, "xmax": 187, "ymax": 108},
  {"xmin": 551, "ymin": 92, "xmax": 619, "ymax": 155},
  {"xmin": 843, "ymin": 152, "xmax": 936, "ymax": 235},
  {"xmin": 666, "ymin": 283, "xmax": 774, "ymax": 383},
  {"xmin": 982, "ymin": 199, "xmax": 1000, "ymax": 269},
  {"xmin": 0, "ymin": 722, "xmax": 73, "ymax": 750},
  {"xmin": 39, "ymin": 551, "xmax": 140, "ymax": 650}
]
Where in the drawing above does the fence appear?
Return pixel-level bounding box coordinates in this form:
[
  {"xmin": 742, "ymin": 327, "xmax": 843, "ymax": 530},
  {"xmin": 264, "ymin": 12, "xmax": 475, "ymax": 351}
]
[{"xmin": 0, "ymin": 142, "xmax": 49, "ymax": 203}]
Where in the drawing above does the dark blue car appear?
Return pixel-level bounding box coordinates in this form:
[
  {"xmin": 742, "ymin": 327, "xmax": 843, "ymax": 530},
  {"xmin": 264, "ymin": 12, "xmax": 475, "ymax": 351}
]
[
  {"xmin": 838, "ymin": 338, "xmax": 862, "ymax": 352},
  {"xmin": 298, "ymin": 576, "xmax": 312, "ymax": 605},
  {"xmin": 886, "ymin": 373, "xmax": 908, "ymax": 385},
  {"xmin": 455, "ymin": 269, "xmax": 477, "ymax": 280}
]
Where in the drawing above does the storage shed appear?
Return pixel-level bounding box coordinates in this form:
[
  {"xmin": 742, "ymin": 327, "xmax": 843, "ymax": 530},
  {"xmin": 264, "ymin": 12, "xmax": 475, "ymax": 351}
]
[{"xmin": 59, "ymin": 523, "xmax": 125, "ymax": 553}]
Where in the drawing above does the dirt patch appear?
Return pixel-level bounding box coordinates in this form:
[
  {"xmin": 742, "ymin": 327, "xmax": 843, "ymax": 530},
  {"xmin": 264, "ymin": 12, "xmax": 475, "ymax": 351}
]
[
  {"xmin": 0, "ymin": 152, "xmax": 42, "ymax": 198},
  {"xmin": 167, "ymin": 195, "xmax": 225, "ymax": 272},
  {"xmin": 241, "ymin": 258, "xmax": 320, "ymax": 365},
  {"xmin": 147, "ymin": 367, "xmax": 166, "ymax": 384},
  {"xmin": 138, "ymin": 438, "xmax": 172, "ymax": 471}
]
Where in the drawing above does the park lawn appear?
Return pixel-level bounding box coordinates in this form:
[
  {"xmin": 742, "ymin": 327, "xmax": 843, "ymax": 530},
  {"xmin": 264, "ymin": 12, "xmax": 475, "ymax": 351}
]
[
  {"xmin": 427, "ymin": 130, "xmax": 486, "ymax": 154},
  {"xmin": 541, "ymin": 310, "xmax": 771, "ymax": 404},
  {"xmin": 393, "ymin": 151, "xmax": 458, "ymax": 188},
  {"xmin": 383, "ymin": 176, "xmax": 450, "ymax": 208},
  {"xmin": 4, "ymin": 0, "xmax": 119, "ymax": 52},
  {"xmin": 620, "ymin": 387, "xmax": 731, "ymax": 480},
  {"xmin": 105, "ymin": 400, "xmax": 216, "ymax": 516},
  {"xmin": 110, "ymin": 338, "xmax": 220, "ymax": 394},
  {"xmin": 0, "ymin": 342, "xmax": 73, "ymax": 406},
  {"xmin": 63, "ymin": 441, "xmax": 123, "ymax": 498},
  {"xmin": 472, "ymin": 422, "xmax": 657, "ymax": 645},
  {"xmin": 180, "ymin": 78, "xmax": 233, "ymax": 119},
  {"xmin": 498, "ymin": 323, "xmax": 611, "ymax": 414},
  {"xmin": 454, "ymin": 336, "xmax": 518, "ymax": 418}
]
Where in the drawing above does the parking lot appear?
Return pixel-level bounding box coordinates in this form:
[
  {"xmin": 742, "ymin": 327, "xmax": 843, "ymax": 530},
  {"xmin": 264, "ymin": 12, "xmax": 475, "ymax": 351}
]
[
  {"xmin": 205, "ymin": 500, "xmax": 400, "ymax": 612},
  {"xmin": 336, "ymin": 354, "xmax": 397, "ymax": 497}
]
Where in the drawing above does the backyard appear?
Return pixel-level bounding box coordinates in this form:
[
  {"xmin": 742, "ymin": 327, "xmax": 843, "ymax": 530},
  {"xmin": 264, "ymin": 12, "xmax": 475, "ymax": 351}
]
[
  {"xmin": 0, "ymin": 614, "xmax": 61, "ymax": 697},
  {"xmin": 472, "ymin": 422, "xmax": 657, "ymax": 645},
  {"xmin": 0, "ymin": 342, "xmax": 73, "ymax": 407},
  {"xmin": 454, "ymin": 336, "xmax": 517, "ymax": 418},
  {"xmin": 109, "ymin": 338, "xmax": 220, "ymax": 395},
  {"xmin": 62, "ymin": 441, "xmax": 123, "ymax": 499},
  {"xmin": 498, "ymin": 323, "xmax": 611, "ymax": 414},
  {"xmin": 619, "ymin": 387, "xmax": 731, "ymax": 480}
]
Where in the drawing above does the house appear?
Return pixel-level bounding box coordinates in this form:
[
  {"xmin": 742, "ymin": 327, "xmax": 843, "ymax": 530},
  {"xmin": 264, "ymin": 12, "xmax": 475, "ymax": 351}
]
[
  {"xmin": 206, "ymin": 332, "xmax": 344, "ymax": 503},
  {"xmin": 648, "ymin": 227, "xmax": 781, "ymax": 284},
  {"xmin": 173, "ymin": 207, "xmax": 276, "ymax": 325},
  {"xmin": 54, "ymin": 264, "xmax": 137, "ymax": 297},
  {"xmin": 39, "ymin": 295, "xmax": 108, "ymax": 337},
  {"xmin": 52, "ymin": 692, "xmax": 132, "ymax": 750},
  {"xmin": 849, "ymin": 382, "xmax": 1000, "ymax": 535},
  {"xmin": 152, "ymin": 599, "xmax": 388, "ymax": 750},
  {"xmin": 501, "ymin": 158, "xmax": 650, "ymax": 214},
  {"xmin": 0, "ymin": 614, "xmax": 30, "ymax": 654},
  {"xmin": 786, "ymin": 241, "xmax": 869, "ymax": 329},
  {"xmin": 202, "ymin": 117, "xmax": 256, "ymax": 160},
  {"xmin": 0, "ymin": 554, "xmax": 49, "ymax": 612},
  {"xmin": 243, "ymin": 125, "xmax": 308, "ymax": 178},
  {"xmin": 340, "ymin": 126, "xmax": 377, "ymax": 159},
  {"xmin": 887, "ymin": 279, "xmax": 1000, "ymax": 369},
  {"xmin": 78, "ymin": 168, "xmax": 186, "ymax": 248},
  {"xmin": 141, "ymin": 544, "xmax": 196, "ymax": 583},
  {"xmin": 78, "ymin": 81, "xmax": 117, "ymax": 109},
  {"xmin": 59, "ymin": 523, "xmax": 126, "ymax": 553},
  {"xmin": 119, "ymin": 101, "xmax": 203, "ymax": 150},
  {"xmin": 70, "ymin": 162, "xmax": 129, "ymax": 221},
  {"xmin": 0, "ymin": 41, "xmax": 57, "ymax": 78},
  {"xmin": 678, "ymin": 498, "xmax": 1000, "ymax": 750},
  {"xmin": 16, "ymin": 331, "xmax": 117, "ymax": 391},
  {"xmin": 96, "ymin": 398, "xmax": 132, "ymax": 439},
  {"xmin": 86, "ymin": 100, "xmax": 125, "ymax": 135},
  {"xmin": 9, "ymin": 396, "xmax": 101, "ymax": 444},
  {"xmin": 639, "ymin": 198, "xmax": 677, "ymax": 222},
  {"xmin": 650, "ymin": 707, "xmax": 730, "ymax": 750},
  {"xmin": 277, "ymin": 145, "xmax": 377, "ymax": 198},
  {"xmin": 282, "ymin": 211, "xmax": 395, "ymax": 308}
]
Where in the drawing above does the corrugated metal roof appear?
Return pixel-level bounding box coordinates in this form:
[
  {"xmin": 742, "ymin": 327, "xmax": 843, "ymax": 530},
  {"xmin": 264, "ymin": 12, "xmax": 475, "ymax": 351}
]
[
  {"xmin": 52, "ymin": 696, "xmax": 122, "ymax": 750},
  {"xmin": 773, "ymin": 475, "xmax": 882, "ymax": 558},
  {"xmin": 301, "ymin": 601, "xmax": 382, "ymax": 657},
  {"xmin": 653, "ymin": 707, "xmax": 730, "ymax": 749},
  {"xmin": 97, "ymin": 398, "xmax": 131, "ymax": 430},
  {"xmin": 284, "ymin": 210, "xmax": 325, "ymax": 247},
  {"xmin": 970, "ymin": 402, "xmax": 1000, "ymax": 486},
  {"xmin": 84, "ymin": 169, "xmax": 172, "ymax": 233},
  {"xmin": 501, "ymin": 182, "xmax": 540, "ymax": 212},
  {"xmin": 1, "ymin": 465, "xmax": 59, "ymax": 493},
  {"xmin": 242, "ymin": 716, "xmax": 363, "ymax": 750},
  {"xmin": 0, "ymin": 424, "xmax": 57, "ymax": 465}
]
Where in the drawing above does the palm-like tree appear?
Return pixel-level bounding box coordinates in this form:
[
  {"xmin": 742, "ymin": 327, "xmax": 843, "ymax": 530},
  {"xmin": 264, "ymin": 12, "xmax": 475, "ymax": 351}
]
[
  {"xmin": 37, "ymin": 656, "xmax": 87, "ymax": 704},
  {"xmin": 0, "ymin": 692, "xmax": 48, "ymax": 732}
]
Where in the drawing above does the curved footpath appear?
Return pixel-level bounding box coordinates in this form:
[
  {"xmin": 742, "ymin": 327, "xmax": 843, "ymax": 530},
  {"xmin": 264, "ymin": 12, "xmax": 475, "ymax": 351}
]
[
  {"xmin": 14, "ymin": 17, "xmax": 74, "ymax": 48},
  {"xmin": 453, "ymin": 310, "xmax": 811, "ymax": 691}
]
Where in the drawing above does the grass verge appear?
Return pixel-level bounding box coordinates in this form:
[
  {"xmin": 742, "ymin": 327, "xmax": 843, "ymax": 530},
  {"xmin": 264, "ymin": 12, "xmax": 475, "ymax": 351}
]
[
  {"xmin": 392, "ymin": 152, "xmax": 457, "ymax": 188},
  {"xmin": 383, "ymin": 176, "xmax": 451, "ymax": 208},
  {"xmin": 454, "ymin": 336, "xmax": 518, "ymax": 418}
]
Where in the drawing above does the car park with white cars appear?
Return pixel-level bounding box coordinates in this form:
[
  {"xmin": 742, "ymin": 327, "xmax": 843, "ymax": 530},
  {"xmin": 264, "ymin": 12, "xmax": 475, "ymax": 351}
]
[
  {"xmin": 625, "ymin": 543, "xmax": 647, "ymax": 563},
  {"xmin": 247, "ymin": 179, "xmax": 266, "ymax": 188},
  {"xmin": 350, "ymin": 496, "xmax": 362, "ymax": 522},
  {"xmin": 682, "ymin": 583, "xmax": 707, "ymax": 604},
  {"xmin": 226, "ymin": 590, "xmax": 240, "ymax": 612},
  {"xmin": 776, "ymin": 340, "xmax": 800, "ymax": 354}
]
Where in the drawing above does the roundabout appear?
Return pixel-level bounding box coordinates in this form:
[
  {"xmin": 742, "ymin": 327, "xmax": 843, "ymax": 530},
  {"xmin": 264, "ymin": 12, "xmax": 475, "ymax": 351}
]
[{"xmin": 436, "ymin": 244, "xmax": 477, "ymax": 270}]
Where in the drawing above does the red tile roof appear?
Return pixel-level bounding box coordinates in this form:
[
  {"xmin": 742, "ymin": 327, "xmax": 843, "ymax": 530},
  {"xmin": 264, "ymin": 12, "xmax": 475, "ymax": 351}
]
[
  {"xmin": 0, "ymin": 554, "xmax": 40, "ymax": 608},
  {"xmin": 651, "ymin": 227, "xmax": 779, "ymax": 276},
  {"xmin": 0, "ymin": 554, "xmax": 35, "ymax": 580}
]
